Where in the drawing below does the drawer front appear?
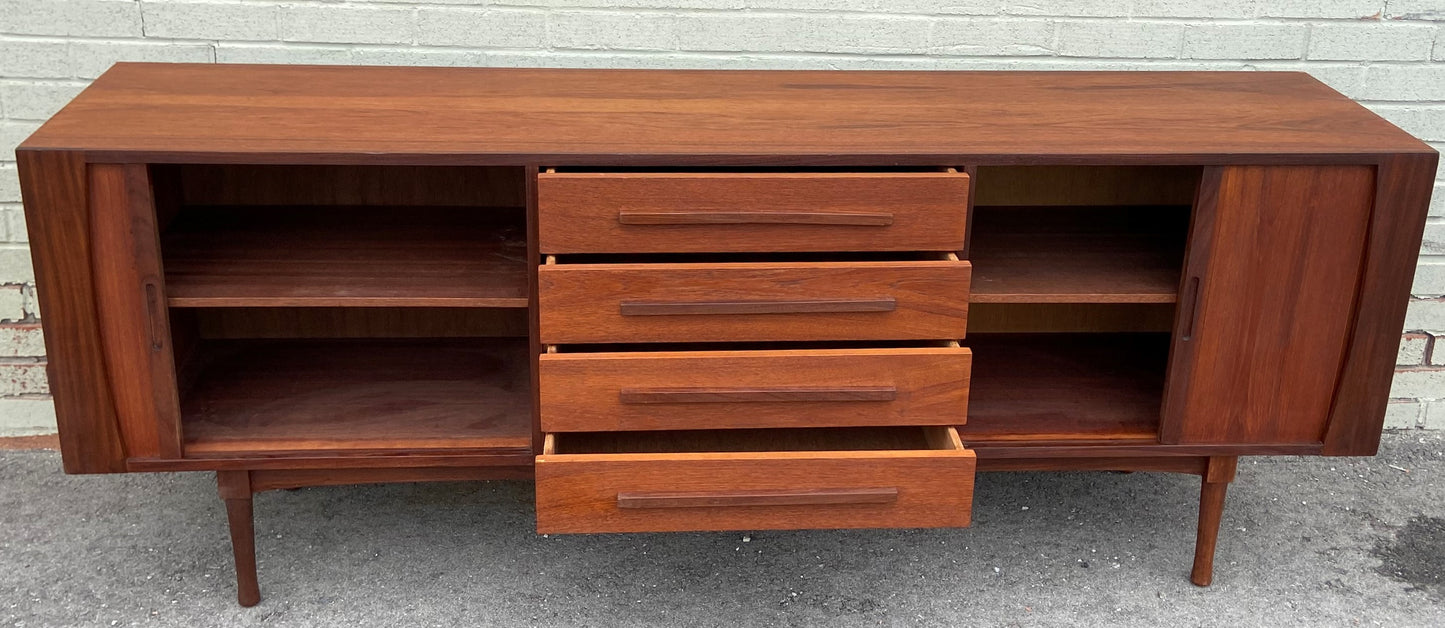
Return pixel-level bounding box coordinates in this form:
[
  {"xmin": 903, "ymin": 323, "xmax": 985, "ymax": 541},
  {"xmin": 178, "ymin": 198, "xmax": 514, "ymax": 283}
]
[
  {"xmin": 538, "ymin": 261, "xmax": 970, "ymax": 344},
  {"xmin": 537, "ymin": 171, "xmax": 969, "ymax": 253},
  {"xmin": 540, "ymin": 347, "xmax": 971, "ymax": 432},
  {"xmin": 535, "ymin": 434, "xmax": 975, "ymax": 534}
]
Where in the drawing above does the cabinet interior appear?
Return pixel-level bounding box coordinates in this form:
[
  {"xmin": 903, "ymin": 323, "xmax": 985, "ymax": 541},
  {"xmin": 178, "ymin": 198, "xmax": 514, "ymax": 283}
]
[
  {"xmin": 552, "ymin": 426, "xmax": 950, "ymax": 454},
  {"xmin": 154, "ymin": 164, "xmax": 533, "ymax": 458},
  {"xmin": 151, "ymin": 163, "xmax": 1203, "ymax": 456},
  {"xmin": 962, "ymin": 165, "xmax": 1201, "ymax": 444}
]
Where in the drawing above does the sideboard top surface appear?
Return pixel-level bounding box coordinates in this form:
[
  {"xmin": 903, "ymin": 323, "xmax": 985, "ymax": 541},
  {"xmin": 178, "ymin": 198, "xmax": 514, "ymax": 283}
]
[{"xmin": 19, "ymin": 63, "xmax": 1431, "ymax": 165}]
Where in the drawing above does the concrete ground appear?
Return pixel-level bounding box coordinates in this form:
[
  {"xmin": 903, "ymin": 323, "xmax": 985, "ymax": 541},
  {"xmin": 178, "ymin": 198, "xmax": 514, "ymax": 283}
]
[{"xmin": 2, "ymin": 434, "xmax": 1443, "ymax": 627}]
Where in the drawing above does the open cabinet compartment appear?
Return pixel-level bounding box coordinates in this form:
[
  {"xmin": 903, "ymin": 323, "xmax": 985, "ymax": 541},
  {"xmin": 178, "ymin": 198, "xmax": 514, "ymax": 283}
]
[
  {"xmin": 154, "ymin": 164, "xmax": 528, "ymax": 308},
  {"xmin": 961, "ymin": 166, "xmax": 1202, "ymax": 445},
  {"xmin": 152, "ymin": 164, "xmax": 535, "ymax": 459}
]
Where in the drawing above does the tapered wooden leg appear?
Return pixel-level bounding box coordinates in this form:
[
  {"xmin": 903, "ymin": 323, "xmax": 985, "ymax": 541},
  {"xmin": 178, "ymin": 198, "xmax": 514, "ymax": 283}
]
[
  {"xmin": 1191, "ymin": 456, "xmax": 1237, "ymax": 587},
  {"xmin": 218, "ymin": 471, "xmax": 260, "ymax": 607}
]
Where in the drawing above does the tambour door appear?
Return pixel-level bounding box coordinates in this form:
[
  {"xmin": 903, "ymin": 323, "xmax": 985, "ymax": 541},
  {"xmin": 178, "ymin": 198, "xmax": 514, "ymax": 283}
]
[{"xmin": 1161, "ymin": 165, "xmax": 1378, "ymax": 450}]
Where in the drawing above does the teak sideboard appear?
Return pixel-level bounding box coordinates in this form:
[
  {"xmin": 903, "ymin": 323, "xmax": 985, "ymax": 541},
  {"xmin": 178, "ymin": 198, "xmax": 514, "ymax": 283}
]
[{"xmin": 16, "ymin": 64, "xmax": 1437, "ymax": 606}]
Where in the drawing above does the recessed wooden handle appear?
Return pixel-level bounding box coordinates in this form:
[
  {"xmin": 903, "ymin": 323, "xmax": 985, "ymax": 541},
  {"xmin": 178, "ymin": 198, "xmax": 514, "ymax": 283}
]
[
  {"xmin": 616, "ymin": 487, "xmax": 900, "ymax": 509},
  {"xmin": 143, "ymin": 280, "xmax": 165, "ymax": 352},
  {"xmin": 619, "ymin": 298, "xmax": 896, "ymax": 316},
  {"xmin": 618, "ymin": 211, "xmax": 894, "ymax": 226},
  {"xmin": 1180, "ymin": 275, "xmax": 1201, "ymax": 341},
  {"xmin": 619, "ymin": 386, "xmax": 897, "ymax": 404}
]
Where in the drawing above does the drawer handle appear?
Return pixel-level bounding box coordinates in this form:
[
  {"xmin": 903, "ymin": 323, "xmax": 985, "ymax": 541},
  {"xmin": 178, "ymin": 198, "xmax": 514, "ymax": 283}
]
[
  {"xmin": 144, "ymin": 280, "xmax": 166, "ymax": 352},
  {"xmin": 619, "ymin": 386, "xmax": 897, "ymax": 404},
  {"xmin": 618, "ymin": 211, "xmax": 894, "ymax": 227},
  {"xmin": 1180, "ymin": 275, "xmax": 1201, "ymax": 341},
  {"xmin": 620, "ymin": 298, "xmax": 897, "ymax": 316},
  {"xmin": 617, "ymin": 487, "xmax": 900, "ymax": 509}
]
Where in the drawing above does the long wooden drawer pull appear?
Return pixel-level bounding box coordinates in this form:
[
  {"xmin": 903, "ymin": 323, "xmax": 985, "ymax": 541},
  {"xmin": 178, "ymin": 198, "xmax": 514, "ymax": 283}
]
[
  {"xmin": 616, "ymin": 487, "xmax": 900, "ymax": 509},
  {"xmin": 619, "ymin": 297, "xmax": 897, "ymax": 316},
  {"xmin": 619, "ymin": 386, "xmax": 897, "ymax": 404},
  {"xmin": 617, "ymin": 211, "xmax": 894, "ymax": 226}
]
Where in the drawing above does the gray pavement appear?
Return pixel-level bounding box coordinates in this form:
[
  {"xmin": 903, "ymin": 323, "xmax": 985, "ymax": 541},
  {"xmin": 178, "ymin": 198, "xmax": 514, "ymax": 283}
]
[{"xmin": 2, "ymin": 433, "xmax": 1444, "ymax": 627}]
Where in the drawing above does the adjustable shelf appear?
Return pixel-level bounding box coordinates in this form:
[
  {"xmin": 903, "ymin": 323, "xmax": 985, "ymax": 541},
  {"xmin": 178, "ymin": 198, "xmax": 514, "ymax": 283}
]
[
  {"xmin": 180, "ymin": 338, "xmax": 533, "ymax": 457},
  {"xmin": 970, "ymin": 232, "xmax": 1183, "ymax": 303},
  {"xmin": 163, "ymin": 206, "xmax": 528, "ymax": 308},
  {"xmin": 967, "ymin": 205, "xmax": 1187, "ymax": 305},
  {"xmin": 961, "ymin": 333, "xmax": 1168, "ymax": 444}
]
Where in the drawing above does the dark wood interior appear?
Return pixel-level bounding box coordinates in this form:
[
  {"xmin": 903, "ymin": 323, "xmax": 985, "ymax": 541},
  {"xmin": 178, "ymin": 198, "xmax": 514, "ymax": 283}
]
[
  {"xmin": 960, "ymin": 168, "xmax": 1188, "ymax": 444},
  {"xmin": 161, "ymin": 205, "xmax": 527, "ymax": 308},
  {"xmin": 160, "ymin": 164, "xmax": 535, "ymax": 459},
  {"xmin": 189, "ymin": 307, "xmax": 529, "ymax": 339},
  {"xmin": 963, "ymin": 333, "xmax": 1168, "ymax": 444},
  {"xmin": 179, "ymin": 338, "xmax": 532, "ymax": 457},
  {"xmin": 156, "ymin": 164, "xmax": 1194, "ymax": 456},
  {"xmin": 554, "ymin": 426, "xmax": 944, "ymax": 454},
  {"xmin": 968, "ymin": 205, "xmax": 1189, "ymax": 304}
]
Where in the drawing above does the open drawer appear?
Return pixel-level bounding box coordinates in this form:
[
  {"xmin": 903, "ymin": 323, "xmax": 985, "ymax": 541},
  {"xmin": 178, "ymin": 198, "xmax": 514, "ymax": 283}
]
[{"xmin": 535, "ymin": 426, "xmax": 975, "ymax": 533}]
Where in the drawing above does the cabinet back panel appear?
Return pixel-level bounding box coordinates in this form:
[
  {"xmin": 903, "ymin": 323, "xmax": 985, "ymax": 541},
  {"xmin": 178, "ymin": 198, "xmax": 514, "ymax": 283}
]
[
  {"xmin": 167, "ymin": 165, "xmax": 525, "ymax": 208},
  {"xmin": 191, "ymin": 307, "xmax": 529, "ymax": 339},
  {"xmin": 967, "ymin": 303, "xmax": 1176, "ymax": 333},
  {"xmin": 974, "ymin": 166, "xmax": 1200, "ymax": 207}
]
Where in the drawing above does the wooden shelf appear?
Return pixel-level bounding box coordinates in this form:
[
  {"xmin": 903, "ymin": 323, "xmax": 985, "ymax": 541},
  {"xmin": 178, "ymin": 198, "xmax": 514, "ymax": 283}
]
[
  {"xmin": 181, "ymin": 338, "xmax": 532, "ymax": 457},
  {"xmin": 969, "ymin": 232, "xmax": 1183, "ymax": 304},
  {"xmin": 962, "ymin": 333, "xmax": 1167, "ymax": 444},
  {"xmin": 163, "ymin": 206, "xmax": 528, "ymax": 308}
]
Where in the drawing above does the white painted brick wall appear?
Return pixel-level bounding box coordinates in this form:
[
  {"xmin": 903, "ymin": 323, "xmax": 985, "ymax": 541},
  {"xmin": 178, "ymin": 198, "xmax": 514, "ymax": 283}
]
[
  {"xmin": 1, "ymin": 0, "xmax": 1443, "ymax": 435},
  {"xmin": 0, "ymin": 398, "xmax": 56, "ymax": 436}
]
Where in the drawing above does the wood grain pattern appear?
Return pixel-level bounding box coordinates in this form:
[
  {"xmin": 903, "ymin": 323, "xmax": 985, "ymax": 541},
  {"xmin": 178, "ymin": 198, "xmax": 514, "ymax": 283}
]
[
  {"xmin": 163, "ymin": 206, "xmax": 528, "ymax": 307},
  {"xmin": 963, "ymin": 333, "xmax": 1167, "ymax": 443},
  {"xmin": 16, "ymin": 150, "xmax": 128, "ymax": 473},
  {"xmin": 21, "ymin": 65, "xmax": 1430, "ymax": 163},
  {"xmin": 539, "ymin": 347, "xmax": 970, "ymax": 431},
  {"xmin": 539, "ymin": 261, "xmax": 970, "ymax": 344},
  {"xmin": 1161, "ymin": 166, "xmax": 1374, "ymax": 446},
  {"xmin": 535, "ymin": 427, "xmax": 973, "ymax": 533},
  {"xmin": 181, "ymin": 338, "xmax": 532, "ymax": 456},
  {"xmin": 1324, "ymin": 153, "xmax": 1440, "ymax": 455},
  {"xmin": 538, "ymin": 171, "xmax": 968, "ymax": 253},
  {"xmin": 88, "ymin": 163, "xmax": 182, "ymax": 460}
]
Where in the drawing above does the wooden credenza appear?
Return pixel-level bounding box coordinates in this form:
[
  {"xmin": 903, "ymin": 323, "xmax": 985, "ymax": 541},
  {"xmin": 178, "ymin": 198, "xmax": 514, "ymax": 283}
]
[{"xmin": 16, "ymin": 64, "xmax": 1437, "ymax": 606}]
